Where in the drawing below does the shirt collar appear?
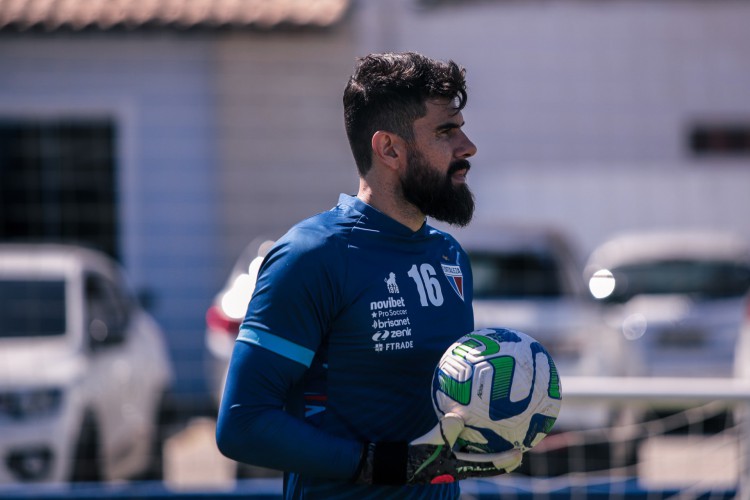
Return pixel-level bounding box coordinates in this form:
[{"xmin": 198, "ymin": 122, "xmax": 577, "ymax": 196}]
[{"xmin": 337, "ymin": 193, "xmax": 429, "ymax": 238}]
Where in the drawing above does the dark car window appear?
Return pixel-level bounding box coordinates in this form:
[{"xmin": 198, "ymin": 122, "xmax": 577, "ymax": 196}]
[
  {"xmin": 606, "ymin": 259, "xmax": 750, "ymax": 303},
  {"xmin": 470, "ymin": 251, "xmax": 563, "ymax": 298},
  {"xmin": 0, "ymin": 280, "xmax": 67, "ymax": 338},
  {"xmin": 85, "ymin": 273, "xmax": 130, "ymax": 335}
]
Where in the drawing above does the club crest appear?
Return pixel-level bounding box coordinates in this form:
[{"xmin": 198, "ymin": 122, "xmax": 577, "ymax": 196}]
[{"xmin": 441, "ymin": 263, "xmax": 464, "ymax": 301}]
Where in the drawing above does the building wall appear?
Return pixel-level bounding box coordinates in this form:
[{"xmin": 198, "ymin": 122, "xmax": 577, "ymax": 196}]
[
  {"xmin": 0, "ymin": 32, "xmax": 220, "ymax": 400},
  {"xmin": 215, "ymin": 29, "xmax": 359, "ymax": 273},
  {"xmin": 211, "ymin": 0, "xmax": 750, "ymax": 280},
  {"xmin": 0, "ymin": 25, "xmax": 361, "ymax": 406},
  {"xmin": 353, "ymin": 0, "xmax": 750, "ymax": 254},
  {"xmin": 2, "ymin": 0, "xmax": 749, "ymax": 405}
]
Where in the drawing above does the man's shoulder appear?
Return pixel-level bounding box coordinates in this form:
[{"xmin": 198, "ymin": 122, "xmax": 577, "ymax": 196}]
[
  {"xmin": 277, "ymin": 205, "xmax": 358, "ymax": 253},
  {"xmin": 426, "ymin": 224, "xmax": 464, "ymax": 247}
]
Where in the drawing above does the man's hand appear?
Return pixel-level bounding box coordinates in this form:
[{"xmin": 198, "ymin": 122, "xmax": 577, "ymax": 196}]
[
  {"xmin": 408, "ymin": 413, "xmax": 522, "ymax": 484},
  {"xmin": 355, "ymin": 413, "xmax": 522, "ymax": 485}
]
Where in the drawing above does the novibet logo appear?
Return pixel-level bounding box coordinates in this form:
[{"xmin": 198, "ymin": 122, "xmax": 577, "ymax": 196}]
[{"xmin": 369, "ymin": 296, "xmax": 405, "ymax": 310}]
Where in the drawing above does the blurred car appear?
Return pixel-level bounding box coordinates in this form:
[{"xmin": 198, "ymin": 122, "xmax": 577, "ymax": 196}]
[
  {"xmin": 584, "ymin": 230, "xmax": 750, "ymax": 379},
  {"xmin": 734, "ymin": 291, "xmax": 750, "ymax": 379},
  {"xmin": 205, "ymin": 238, "xmax": 281, "ymax": 479},
  {"xmin": 456, "ymin": 224, "xmax": 619, "ymax": 431},
  {"xmin": 205, "ymin": 238, "xmax": 275, "ymax": 409},
  {"xmin": 0, "ymin": 244, "xmax": 174, "ymax": 484}
]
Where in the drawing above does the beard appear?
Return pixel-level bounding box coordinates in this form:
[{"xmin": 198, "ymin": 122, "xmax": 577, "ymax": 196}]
[{"xmin": 400, "ymin": 147, "xmax": 475, "ymax": 227}]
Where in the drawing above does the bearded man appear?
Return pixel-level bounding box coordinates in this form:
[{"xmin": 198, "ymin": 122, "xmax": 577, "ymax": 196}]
[{"xmin": 217, "ymin": 52, "xmax": 522, "ymax": 500}]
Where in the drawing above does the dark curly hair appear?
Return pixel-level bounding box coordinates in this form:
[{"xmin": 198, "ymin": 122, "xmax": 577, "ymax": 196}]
[{"xmin": 343, "ymin": 52, "xmax": 468, "ymax": 176}]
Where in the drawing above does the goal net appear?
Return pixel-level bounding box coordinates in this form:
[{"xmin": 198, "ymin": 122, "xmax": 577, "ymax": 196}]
[{"xmin": 461, "ymin": 376, "xmax": 750, "ymax": 499}]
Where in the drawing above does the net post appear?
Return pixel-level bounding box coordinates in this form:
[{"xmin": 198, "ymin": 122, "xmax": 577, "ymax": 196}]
[{"xmin": 740, "ymin": 398, "xmax": 750, "ymax": 500}]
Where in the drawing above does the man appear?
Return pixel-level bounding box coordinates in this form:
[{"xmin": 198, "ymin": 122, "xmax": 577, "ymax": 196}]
[{"xmin": 216, "ymin": 52, "xmax": 521, "ymax": 499}]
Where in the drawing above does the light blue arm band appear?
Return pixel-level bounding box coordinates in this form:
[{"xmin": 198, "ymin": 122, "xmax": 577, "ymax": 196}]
[{"xmin": 237, "ymin": 327, "xmax": 315, "ymax": 367}]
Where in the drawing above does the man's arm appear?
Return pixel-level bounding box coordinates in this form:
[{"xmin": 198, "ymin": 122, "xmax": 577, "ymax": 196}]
[
  {"xmin": 215, "ymin": 340, "xmax": 363, "ymax": 478},
  {"xmin": 216, "ymin": 340, "xmax": 521, "ymax": 484}
]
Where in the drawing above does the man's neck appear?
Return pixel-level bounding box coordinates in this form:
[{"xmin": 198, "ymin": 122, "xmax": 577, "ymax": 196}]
[{"xmin": 357, "ymin": 180, "xmax": 425, "ymax": 232}]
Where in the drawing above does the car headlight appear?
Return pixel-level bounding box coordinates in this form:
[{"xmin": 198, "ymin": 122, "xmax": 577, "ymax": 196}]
[{"xmin": 0, "ymin": 388, "xmax": 63, "ymax": 419}]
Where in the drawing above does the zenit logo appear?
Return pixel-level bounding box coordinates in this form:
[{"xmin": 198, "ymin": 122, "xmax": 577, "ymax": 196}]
[
  {"xmin": 372, "ymin": 328, "xmax": 412, "ymax": 341},
  {"xmin": 372, "ymin": 331, "xmax": 390, "ymax": 341}
]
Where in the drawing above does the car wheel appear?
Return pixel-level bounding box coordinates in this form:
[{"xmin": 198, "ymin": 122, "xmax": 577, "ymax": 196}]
[{"xmin": 70, "ymin": 414, "xmax": 102, "ymax": 482}]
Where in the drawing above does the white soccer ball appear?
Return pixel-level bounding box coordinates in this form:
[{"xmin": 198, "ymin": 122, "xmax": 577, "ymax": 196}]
[{"xmin": 432, "ymin": 327, "xmax": 562, "ymax": 454}]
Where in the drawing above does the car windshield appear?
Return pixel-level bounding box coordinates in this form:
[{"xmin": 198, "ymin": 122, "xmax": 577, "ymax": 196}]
[
  {"xmin": 607, "ymin": 259, "xmax": 750, "ymax": 302},
  {"xmin": 470, "ymin": 251, "xmax": 563, "ymax": 298},
  {"xmin": 0, "ymin": 279, "xmax": 67, "ymax": 338}
]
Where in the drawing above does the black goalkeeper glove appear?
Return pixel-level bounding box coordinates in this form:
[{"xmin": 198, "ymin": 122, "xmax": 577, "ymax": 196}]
[{"xmin": 355, "ymin": 413, "xmax": 522, "ymax": 485}]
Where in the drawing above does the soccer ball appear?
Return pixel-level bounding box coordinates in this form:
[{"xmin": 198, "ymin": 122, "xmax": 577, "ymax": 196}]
[{"xmin": 431, "ymin": 327, "xmax": 562, "ymax": 454}]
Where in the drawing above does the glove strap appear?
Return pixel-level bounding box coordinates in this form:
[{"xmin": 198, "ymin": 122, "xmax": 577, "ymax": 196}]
[{"xmin": 372, "ymin": 442, "xmax": 408, "ymax": 485}]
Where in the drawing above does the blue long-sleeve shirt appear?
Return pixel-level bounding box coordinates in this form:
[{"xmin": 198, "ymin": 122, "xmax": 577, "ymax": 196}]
[{"xmin": 216, "ymin": 194, "xmax": 474, "ymax": 499}]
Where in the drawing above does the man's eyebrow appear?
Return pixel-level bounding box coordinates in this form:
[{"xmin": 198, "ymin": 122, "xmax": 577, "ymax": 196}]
[{"xmin": 436, "ymin": 121, "xmax": 464, "ymax": 132}]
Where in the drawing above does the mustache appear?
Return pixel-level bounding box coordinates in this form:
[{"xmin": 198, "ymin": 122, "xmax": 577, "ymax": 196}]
[{"xmin": 448, "ymin": 159, "xmax": 472, "ymax": 176}]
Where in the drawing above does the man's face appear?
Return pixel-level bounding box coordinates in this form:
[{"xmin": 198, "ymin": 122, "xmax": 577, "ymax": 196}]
[{"xmin": 400, "ymin": 99, "xmax": 477, "ymax": 227}]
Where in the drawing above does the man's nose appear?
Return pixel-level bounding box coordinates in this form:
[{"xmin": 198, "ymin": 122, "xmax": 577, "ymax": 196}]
[{"xmin": 458, "ymin": 132, "xmax": 477, "ymax": 159}]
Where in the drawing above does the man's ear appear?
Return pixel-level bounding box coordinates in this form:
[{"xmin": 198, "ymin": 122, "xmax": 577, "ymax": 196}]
[{"xmin": 371, "ymin": 131, "xmax": 405, "ymax": 171}]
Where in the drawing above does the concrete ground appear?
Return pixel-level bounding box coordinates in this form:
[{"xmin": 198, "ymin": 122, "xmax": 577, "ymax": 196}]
[{"xmin": 163, "ymin": 417, "xmax": 740, "ymax": 492}]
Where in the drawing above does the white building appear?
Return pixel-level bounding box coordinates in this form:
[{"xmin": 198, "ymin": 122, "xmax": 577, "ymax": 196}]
[{"xmin": 1, "ymin": 0, "xmax": 748, "ymax": 406}]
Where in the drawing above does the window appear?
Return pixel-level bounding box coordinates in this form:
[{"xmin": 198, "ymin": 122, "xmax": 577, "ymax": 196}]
[
  {"xmin": 689, "ymin": 123, "xmax": 750, "ymax": 157},
  {"xmin": 470, "ymin": 251, "xmax": 564, "ymax": 298},
  {"xmin": 85, "ymin": 273, "xmax": 129, "ymax": 339},
  {"xmin": 0, "ymin": 119, "xmax": 118, "ymax": 259},
  {"xmin": 0, "ymin": 280, "xmax": 67, "ymax": 338},
  {"xmin": 605, "ymin": 260, "xmax": 750, "ymax": 303}
]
